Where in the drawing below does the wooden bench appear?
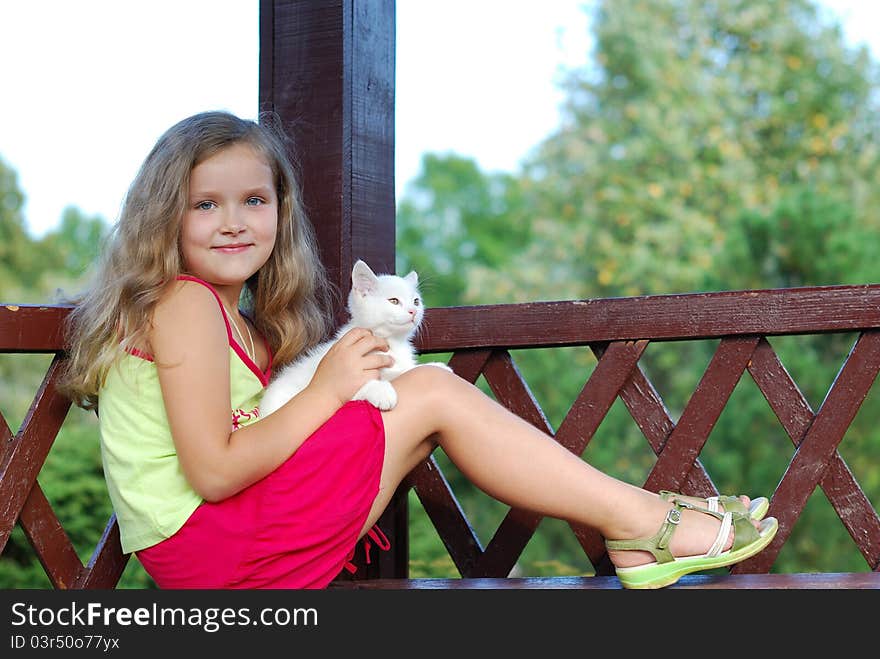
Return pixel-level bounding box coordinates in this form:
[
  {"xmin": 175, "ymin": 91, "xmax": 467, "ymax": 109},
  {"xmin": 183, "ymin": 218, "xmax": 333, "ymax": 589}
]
[{"xmin": 332, "ymin": 573, "xmax": 880, "ymax": 589}]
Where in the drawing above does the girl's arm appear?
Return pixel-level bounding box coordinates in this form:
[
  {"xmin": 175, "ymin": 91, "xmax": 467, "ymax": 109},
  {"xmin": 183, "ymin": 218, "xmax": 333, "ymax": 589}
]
[{"xmin": 151, "ymin": 280, "xmax": 390, "ymax": 502}]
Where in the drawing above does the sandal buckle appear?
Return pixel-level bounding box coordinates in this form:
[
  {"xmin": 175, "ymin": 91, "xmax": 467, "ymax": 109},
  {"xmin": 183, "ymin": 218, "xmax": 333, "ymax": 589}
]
[{"xmin": 666, "ymin": 508, "xmax": 682, "ymax": 525}]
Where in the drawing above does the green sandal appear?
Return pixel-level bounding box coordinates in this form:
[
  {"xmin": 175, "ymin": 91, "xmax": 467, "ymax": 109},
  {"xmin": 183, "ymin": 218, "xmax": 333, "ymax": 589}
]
[
  {"xmin": 606, "ymin": 500, "xmax": 779, "ymax": 589},
  {"xmin": 659, "ymin": 490, "xmax": 770, "ymax": 521}
]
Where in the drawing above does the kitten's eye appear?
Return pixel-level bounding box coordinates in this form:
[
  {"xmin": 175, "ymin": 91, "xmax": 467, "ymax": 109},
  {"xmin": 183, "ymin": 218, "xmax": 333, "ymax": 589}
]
[
  {"xmin": 414, "ymin": 298, "xmax": 421, "ymax": 306},
  {"xmin": 388, "ymin": 297, "xmax": 400, "ymax": 305}
]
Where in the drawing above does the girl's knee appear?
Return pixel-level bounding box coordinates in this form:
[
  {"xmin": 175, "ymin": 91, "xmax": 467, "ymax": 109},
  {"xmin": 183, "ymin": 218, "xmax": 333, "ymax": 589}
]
[
  {"xmin": 400, "ymin": 362, "xmax": 461, "ymax": 396},
  {"xmin": 387, "ymin": 364, "xmax": 463, "ymax": 426}
]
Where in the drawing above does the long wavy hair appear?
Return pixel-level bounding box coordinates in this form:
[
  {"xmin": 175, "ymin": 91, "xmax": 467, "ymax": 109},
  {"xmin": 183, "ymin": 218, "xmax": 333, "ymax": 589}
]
[{"xmin": 59, "ymin": 111, "xmax": 333, "ymax": 410}]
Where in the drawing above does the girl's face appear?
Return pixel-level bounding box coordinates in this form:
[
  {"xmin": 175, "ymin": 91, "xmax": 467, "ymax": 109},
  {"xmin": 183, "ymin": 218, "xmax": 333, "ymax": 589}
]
[{"xmin": 181, "ymin": 142, "xmax": 278, "ymax": 295}]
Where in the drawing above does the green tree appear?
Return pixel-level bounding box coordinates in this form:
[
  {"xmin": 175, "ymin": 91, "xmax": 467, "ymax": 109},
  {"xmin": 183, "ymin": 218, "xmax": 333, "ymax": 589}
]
[
  {"xmin": 396, "ymin": 153, "xmax": 532, "ymax": 306},
  {"xmin": 37, "ymin": 206, "xmax": 109, "ymax": 301},
  {"xmin": 487, "ymin": 0, "xmax": 880, "ymax": 301},
  {"xmin": 397, "ymin": 0, "xmax": 880, "ymax": 576},
  {"xmin": 0, "ymin": 159, "xmax": 151, "ymax": 587},
  {"xmin": 0, "ymin": 156, "xmax": 40, "ymax": 297}
]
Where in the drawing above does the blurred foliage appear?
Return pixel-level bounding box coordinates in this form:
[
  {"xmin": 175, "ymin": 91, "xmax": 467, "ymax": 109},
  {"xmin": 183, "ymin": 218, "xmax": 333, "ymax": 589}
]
[
  {"xmin": 0, "ymin": 157, "xmax": 155, "ymax": 587},
  {"xmin": 398, "ymin": 0, "xmax": 880, "ymax": 577},
  {"xmin": 2, "ymin": 0, "xmax": 879, "ymax": 587}
]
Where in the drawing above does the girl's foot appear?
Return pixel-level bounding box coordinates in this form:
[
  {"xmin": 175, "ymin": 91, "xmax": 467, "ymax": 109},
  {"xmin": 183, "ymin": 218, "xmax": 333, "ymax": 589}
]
[
  {"xmin": 659, "ymin": 490, "xmax": 769, "ymax": 520},
  {"xmin": 605, "ymin": 498, "xmax": 778, "ymax": 588}
]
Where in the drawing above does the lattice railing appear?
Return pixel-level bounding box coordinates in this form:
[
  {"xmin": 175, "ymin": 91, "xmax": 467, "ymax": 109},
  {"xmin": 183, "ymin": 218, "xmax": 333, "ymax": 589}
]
[
  {"xmin": 2, "ymin": 285, "xmax": 880, "ymax": 588},
  {"xmin": 0, "ymin": 305, "xmax": 127, "ymax": 588},
  {"xmin": 405, "ymin": 284, "xmax": 880, "ymax": 578}
]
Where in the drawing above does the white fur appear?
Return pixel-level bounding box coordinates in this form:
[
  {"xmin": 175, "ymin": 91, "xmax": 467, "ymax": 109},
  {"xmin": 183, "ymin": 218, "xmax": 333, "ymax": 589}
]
[{"xmin": 260, "ymin": 259, "xmax": 450, "ymax": 416}]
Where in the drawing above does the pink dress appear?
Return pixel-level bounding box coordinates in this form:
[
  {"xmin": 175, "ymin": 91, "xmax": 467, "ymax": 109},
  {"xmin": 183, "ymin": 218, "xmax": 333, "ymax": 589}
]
[{"xmin": 136, "ymin": 277, "xmax": 388, "ymax": 589}]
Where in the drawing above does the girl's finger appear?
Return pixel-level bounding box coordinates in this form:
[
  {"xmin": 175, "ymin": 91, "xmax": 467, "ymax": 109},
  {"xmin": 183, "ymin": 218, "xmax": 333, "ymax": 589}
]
[
  {"xmin": 337, "ymin": 326, "xmax": 371, "ymax": 346},
  {"xmin": 366, "ymin": 353, "xmax": 394, "ymax": 370},
  {"xmin": 373, "ymin": 340, "xmax": 391, "ymax": 354}
]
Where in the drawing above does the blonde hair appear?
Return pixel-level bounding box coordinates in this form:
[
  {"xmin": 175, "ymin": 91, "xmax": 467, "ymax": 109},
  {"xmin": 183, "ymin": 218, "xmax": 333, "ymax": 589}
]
[{"xmin": 60, "ymin": 111, "xmax": 332, "ymax": 410}]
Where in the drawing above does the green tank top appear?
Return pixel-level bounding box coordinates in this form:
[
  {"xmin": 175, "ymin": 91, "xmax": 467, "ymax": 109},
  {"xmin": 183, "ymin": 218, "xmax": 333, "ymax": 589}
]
[{"xmin": 97, "ymin": 277, "xmax": 270, "ymax": 554}]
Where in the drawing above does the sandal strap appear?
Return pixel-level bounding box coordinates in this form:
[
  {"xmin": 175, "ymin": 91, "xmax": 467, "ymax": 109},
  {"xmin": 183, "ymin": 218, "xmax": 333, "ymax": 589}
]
[
  {"xmin": 605, "ymin": 502, "xmax": 686, "ymax": 564},
  {"xmin": 659, "ymin": 489, "xmax": 745, "ymax": 515},
  {"xmin": 728, "ymin": 510, "xmax": 761, "ymax": 551},
  {"xmin": 706, "ymin": 511, "xmax": 732, "ymax": 556},
  {"xmin": 705, "ymin": 496, "xmax": 722, "ymax": 513},
  {"xmin": 676, "ymin": 500, "xmax": 761, "ymax": 553},
  {"xmin": 606, "ymin": 499, "xmax": 759, "ymax": 563}
]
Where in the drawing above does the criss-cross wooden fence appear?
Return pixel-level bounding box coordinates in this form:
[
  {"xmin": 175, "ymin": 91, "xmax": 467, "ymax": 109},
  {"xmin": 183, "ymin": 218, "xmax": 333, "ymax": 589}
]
[
  {"xmin": 391, "ymin": 285, "xmax": 880, "ymax": 587},
  {"xmin": 2, "ymin": 285, "xmax": 880, "ymax": 588}
]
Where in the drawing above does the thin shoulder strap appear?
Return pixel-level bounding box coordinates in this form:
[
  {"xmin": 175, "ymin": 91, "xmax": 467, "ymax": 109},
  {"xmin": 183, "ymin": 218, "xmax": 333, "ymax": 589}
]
[
  {"xmin": 176, "ymin": 275, "xmax": 234, "ymax": 344},
  {"xmin": 176, "ymin": 275, "xmax": 270, "ymax": 385}
]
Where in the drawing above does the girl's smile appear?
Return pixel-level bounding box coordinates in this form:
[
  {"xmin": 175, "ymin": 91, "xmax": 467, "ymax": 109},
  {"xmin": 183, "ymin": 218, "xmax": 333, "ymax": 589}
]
[{"xmin": 213, "ymin": 243, "xmax": 253, "ymax": 253}]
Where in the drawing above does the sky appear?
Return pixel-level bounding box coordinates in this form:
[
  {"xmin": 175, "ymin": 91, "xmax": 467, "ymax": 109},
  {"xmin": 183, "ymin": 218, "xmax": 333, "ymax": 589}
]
[{"xmin": 0, "ymin": 1, "xmax": 877, "ymax": 240}]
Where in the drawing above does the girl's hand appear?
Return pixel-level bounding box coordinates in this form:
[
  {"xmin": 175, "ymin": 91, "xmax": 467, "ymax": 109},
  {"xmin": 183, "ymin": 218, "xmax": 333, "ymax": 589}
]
[{"xmin": 309, "ymin": 327, "xmax": 393, "ymax": 406}]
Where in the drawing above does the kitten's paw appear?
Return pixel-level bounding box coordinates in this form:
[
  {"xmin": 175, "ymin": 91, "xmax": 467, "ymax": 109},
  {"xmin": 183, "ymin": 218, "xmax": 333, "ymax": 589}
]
[{"xmin": 353, "ymin": 379, "xmax": 398, "ymax": 410}]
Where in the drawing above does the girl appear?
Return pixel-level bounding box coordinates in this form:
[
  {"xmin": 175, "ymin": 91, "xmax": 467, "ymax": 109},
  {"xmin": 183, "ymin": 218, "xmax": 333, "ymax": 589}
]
[{"xmin": 60, "ymin": 111, "xmax": 776, "ymax": 590}]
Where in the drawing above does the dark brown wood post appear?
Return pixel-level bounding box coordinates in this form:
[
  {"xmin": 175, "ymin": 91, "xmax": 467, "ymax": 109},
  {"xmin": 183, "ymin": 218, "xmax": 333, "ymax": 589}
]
[{"xmin": 258, "ymin": 0, "xmax": 405, "ymax": 579}]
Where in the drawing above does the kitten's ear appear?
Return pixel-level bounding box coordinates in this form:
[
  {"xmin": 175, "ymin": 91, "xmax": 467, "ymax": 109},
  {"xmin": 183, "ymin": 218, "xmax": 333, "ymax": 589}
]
[
  {"xmin": 404, "ymin": 270, "xmax": 419, "ymax": 286},
  {"xmin": 351, "ymin": 259, "xmax": 379, "ymax": 294}
]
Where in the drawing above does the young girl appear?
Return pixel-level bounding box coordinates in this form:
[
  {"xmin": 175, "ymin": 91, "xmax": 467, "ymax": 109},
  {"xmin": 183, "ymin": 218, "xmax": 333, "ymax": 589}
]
[{"xmin": 60, "ymin": 111, "xmax": 777, "ymax": 590}]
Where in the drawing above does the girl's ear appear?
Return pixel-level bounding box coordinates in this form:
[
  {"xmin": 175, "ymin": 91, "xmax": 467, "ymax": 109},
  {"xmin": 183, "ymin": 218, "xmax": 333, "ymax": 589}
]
[{"xmin": 351, "ymin": 259, "xmax": 378, "ymax": 294}]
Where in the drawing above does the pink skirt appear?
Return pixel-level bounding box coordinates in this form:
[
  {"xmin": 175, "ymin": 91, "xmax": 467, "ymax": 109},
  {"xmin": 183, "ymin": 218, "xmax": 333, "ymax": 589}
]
[{"xmin": 137, "ymin": 400, "xmax": 386, "ymax": 589}]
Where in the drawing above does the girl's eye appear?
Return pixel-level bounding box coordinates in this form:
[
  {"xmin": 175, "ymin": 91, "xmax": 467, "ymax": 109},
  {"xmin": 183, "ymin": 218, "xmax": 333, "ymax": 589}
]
[
  {"xmin": 388, "ymin": 298, "xmax": 400, "ymax": 305},
  {"xmin": 246, "ymin": 197, "xmax": 264, "ymax": 206},
  {"xmin": 196, "ymin": 201, "xmax": 216, "ymax": 211}
]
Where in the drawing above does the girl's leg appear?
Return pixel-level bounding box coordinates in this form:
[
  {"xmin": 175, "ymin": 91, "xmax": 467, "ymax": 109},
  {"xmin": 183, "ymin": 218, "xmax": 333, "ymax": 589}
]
[{"xmin": 362, "ymin": 365, "xmax": 760, "ymax": 568}]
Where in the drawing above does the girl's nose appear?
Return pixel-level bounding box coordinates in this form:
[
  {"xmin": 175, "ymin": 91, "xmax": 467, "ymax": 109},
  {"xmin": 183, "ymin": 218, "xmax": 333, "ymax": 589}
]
[{"xmin": 221, "ymin": 211, "xmax": 245, "ymax": 234}]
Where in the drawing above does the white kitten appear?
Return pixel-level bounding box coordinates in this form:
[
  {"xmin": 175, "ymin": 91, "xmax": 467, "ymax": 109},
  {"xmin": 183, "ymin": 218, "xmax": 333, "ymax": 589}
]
[{"xmin": 260, "ymin": 259, "xmax": 450, "ymax": 416}]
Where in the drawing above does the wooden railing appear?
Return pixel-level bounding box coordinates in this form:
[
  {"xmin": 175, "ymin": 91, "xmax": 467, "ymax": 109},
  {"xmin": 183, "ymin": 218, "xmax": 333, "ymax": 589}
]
[
  {"xmin": 2, "ymin": 284, "xmax": 880, "ymax": 589},
  {"xmin": 341, "ymin": 284, "xmax": 880, "ymax": 588},
  {"xmin": 0, "ymin": 304, "xmax": 126, "ymax": 588}
]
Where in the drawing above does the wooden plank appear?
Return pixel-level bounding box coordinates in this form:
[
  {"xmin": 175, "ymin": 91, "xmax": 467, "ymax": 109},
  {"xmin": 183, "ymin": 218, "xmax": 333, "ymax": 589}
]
[
  {"xmin": 18, "ymin": 483, "xmax": 84, "ymax": 589},
  {"xmin": 406, "ymin": 456, "xmax": 484, "ymax": 576},
  {"xmin": 594, "ymin": 343, "xmax": 719, "ymax": 500},
  {"xmin": 0, "ymin": 305, "xmax": 69, "ymax": 352},
  {"xmin": 472, "ymin": 352, "xmax": 555, "ymax": 577},
  {"xmin": 552, "ymin": 340, "xmax": 648, "ymax": 568},
  {"xmin": 746, "ymin": 337, "xmax": 880, "ymax": 571},
  {"xmin": 330, "ymin": 572, "xmax": 880, "ymax": 589},
  {"xmin": 417, "ymin": 285, "xmax": 880, "ymax": 352},
  {"xmin": 742, "ymin": 330, "xmax": 880, "ymax": 571},
  {"xmin": 643, "ymin": 336, "xmax": 758, "ymax": 493},
  {"xmin": 77, "ymin": 515, "xmax": 130, "ymax": 589},
  {"xmin": 447, "ymin": 349, "xmax": 492, "ymax": 383},
  {"xmin": 554, "ymin": 340, "xmax": 648, "ymax": 456},
  {"xmin": 259, "ymin": 0, "xmax": 395, "ymax": 312},
  {"xmin": 0, "ymin": 356, "xmax": 70, "ymax": 553},
  {"xmin": 348, "ymin": 0, "xmax": 396, "ymax": 275},
  {"xmin": 482, "ymin": 351, "xmax": 554, "ymax": 433},
  {"xmin": 6, "ymin": 285, "xmax": 880, "ymax": 354}
]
